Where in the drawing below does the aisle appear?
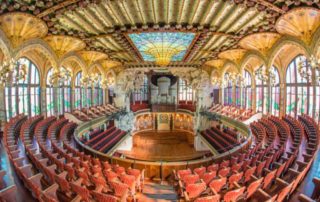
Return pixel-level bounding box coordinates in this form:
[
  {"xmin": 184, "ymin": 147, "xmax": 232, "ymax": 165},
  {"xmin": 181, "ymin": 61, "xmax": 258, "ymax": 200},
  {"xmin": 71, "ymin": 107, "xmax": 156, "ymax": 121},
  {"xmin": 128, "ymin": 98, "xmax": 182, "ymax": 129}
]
[{"xmin": 137, "ymin": 180, "xmax": 179, "ymax": 202}]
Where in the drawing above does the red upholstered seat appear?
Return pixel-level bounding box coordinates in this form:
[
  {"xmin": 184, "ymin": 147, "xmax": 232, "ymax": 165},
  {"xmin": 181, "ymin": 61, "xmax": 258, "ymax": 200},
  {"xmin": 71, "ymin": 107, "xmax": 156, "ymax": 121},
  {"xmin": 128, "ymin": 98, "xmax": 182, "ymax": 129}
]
[
  {"xmin": 194, "ymin": 194, "xmax": 221, "ymax": 202},
  {"xmin": 110, "ymin": 181, "xmax": 129, "ymax": 198},
  {"xmin": 104, "ymin": 170, "xmax": 119, "ymax": 182},
  {"xmin": 207, "ymin": 164, "xmax": 219, "ymax": 172},
  {"xmin": 262, "ymin": 169, "xmax": 277, "ymax": 189},
  {"xmin": 202, "ymin": 171, "xmax": 217, "ymax": 185},
  {"xmin": 185, "ymin": 182, "xmax": 206, "ymax": 200},
  {"xmin": 91, "ymin": 191, "xmax": 118, "ymax": 202},
  {"xmin": 194, "ymin": 167, "xmax": 206, "ymax": 178},
  {"xmin": 223, "ymin": 186, "xmax": 245, "ymax": 202},
  {"xmin": 178, "ymin": 169, "xmax": 192, "ymax": 179},
  {"xmin": 70, "ymin": 183, "xmax": 91, "ymax": 202},
  {"xmin": 246, "ymin": 177, "xmax": 264, "ymax": 199},
  {"xmin": 54, "ymin": 174, "xmax": 71, "ymax": 194},
  {"xmin": 218, "ymin": 167, "xmax": 230, "ymax": 177},
  {"xmin": 182, "ymin": 174, "xmax": 200, "ymax": 186},
  {"xmin": 228, "ymin": 172, "xmax": 243, "ymax": 189},
  {"xmin": 244, "ymin": 166, "xmax": 256, "ymax": 183},
  {"xmin": 209, "ymin": 177, "xmax": 227, "ymax": 193}
]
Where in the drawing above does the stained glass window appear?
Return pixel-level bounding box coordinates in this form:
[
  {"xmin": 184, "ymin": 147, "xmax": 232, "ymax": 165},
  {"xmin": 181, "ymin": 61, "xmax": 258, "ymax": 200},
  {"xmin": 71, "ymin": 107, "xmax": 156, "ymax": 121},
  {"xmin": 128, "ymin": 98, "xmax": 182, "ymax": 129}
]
[
  {"xmin": 242, "ymin": 70, "xmax": 252, "ymax": 109},
  {"xmin": 224, "ymin": 73, "xmax": 233, "ymax": 105},
  {"xmin": 255, "ymin": 66, "xmax": 268, "ymax": 113},
  {"xmin": 46, "ymin": 68, "xmax": 54, "ymax": 116},
  {"xmin": 179, "ymin": 78, "xmax": 193, "ymax": 101},
  {"xmin": 316, "ymin": 70, "xmax": 320, "ymax": 124},
  {"xmin": 286, "ymin": 55, "xmax": 313, "ymax": 117},
  {"xmin": 74, "ymin": 72, "xmax": 82, "ymax": 109},
  {"xmin": 93, "ymin": 75, "xmax": 103, "ymax": 106},
  {"xmin": 5, "ymin": 57, "xmax": 40, "ymax": 120},
  {"xmin": 57, "ymin": 67, "xmax": 71, "ymax": 115},
  {"xmin": 128, "ymin": 32, "xmax": 195, "ymax": 62},
  {"xmin": 271, "ymin": 67, "xmax": 280, "ymax": 116}
]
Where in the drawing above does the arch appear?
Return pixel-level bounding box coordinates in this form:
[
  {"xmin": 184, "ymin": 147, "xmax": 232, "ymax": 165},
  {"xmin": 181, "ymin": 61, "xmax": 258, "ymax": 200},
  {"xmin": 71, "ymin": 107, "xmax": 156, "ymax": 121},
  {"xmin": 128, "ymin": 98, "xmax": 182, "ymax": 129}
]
[
  {"xmin": 239, "ymin": 51, "xmax": 266, "ymax": 73},
  {"xmin": 267, "ymin": 36, "xmax": 311, "ymax": 68},
  {"xmin": 59, "ymin": 52, "xmax": 86, "ymax": 73},
  {"xmin": 0, "ymin": 28, "xmax": 12, "ymax": 60},
  {"xmin": 13, "ymin": 38, "xmax": 58, "ymax": 70},
  {"xmin": 311, "ymin": 26, "xmax": 320, "ymax": 57},
  {"xmin": 88, "ymin": 62, "xmax": 106, "ymax": 79},
  {"xmin": 221, "ymin": 61, "xmax": 238, "ymax": 79}
]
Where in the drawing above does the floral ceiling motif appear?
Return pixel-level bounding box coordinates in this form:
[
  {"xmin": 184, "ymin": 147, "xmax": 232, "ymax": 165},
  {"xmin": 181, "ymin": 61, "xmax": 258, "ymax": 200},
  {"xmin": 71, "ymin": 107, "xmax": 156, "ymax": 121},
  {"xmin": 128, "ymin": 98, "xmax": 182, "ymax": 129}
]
[{"xmin": 0, "ymin": 0, "xmax": 319, "ymax": 68}]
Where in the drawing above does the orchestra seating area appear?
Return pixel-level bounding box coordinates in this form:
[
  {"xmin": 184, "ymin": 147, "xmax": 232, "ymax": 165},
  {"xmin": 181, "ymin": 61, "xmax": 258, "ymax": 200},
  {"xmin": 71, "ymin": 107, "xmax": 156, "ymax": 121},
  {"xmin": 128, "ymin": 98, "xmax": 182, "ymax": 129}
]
[
  {"xmin": 1, "ymin": 112, "xmax": 143, "ymax": 202},
  {"xmin": 174, "ymin": 114, "xmax": 319, "ymax": 202},
  {"xmin": 201, "ymin": 126, "xmax": 239, "ymax": 153},
  {"xmin": 72, "ymin": 104, "xmax": 119, "ymax": 121},
  {"xmin": 209, "ymin": 104, "xmax": 255, "ymax": 121}
]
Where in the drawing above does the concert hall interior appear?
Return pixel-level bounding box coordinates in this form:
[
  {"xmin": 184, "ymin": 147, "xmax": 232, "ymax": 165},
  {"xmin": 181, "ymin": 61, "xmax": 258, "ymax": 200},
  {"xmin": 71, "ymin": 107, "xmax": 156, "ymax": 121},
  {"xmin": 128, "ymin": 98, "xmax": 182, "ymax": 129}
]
[{"xmin": 0, "ymin": 1, "xmax": 320, "ymax": 202}]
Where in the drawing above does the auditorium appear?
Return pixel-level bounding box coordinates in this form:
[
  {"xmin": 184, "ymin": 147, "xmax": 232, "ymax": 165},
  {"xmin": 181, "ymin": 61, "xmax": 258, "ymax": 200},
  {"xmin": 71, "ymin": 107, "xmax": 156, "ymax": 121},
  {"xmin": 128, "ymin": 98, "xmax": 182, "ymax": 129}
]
[{"xmin": 0, "ymin": 0, "xmax": 319, "ymax": 202}]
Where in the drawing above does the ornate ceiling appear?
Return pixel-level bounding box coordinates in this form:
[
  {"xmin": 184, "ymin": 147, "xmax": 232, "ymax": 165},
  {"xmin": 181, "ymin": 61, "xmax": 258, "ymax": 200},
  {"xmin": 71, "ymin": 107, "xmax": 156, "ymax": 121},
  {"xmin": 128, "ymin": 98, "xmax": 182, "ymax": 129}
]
[{"xmin": 0, "ymin": 0, "xmax": 319, "ymax": 71}]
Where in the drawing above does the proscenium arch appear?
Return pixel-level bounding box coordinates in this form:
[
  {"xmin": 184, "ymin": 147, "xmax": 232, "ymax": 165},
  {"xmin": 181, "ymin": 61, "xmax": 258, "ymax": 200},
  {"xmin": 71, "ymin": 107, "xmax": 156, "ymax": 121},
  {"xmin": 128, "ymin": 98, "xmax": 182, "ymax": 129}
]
[{"xmin": 267, "ymin": 36, "xmax": 312, "ymax": 69}]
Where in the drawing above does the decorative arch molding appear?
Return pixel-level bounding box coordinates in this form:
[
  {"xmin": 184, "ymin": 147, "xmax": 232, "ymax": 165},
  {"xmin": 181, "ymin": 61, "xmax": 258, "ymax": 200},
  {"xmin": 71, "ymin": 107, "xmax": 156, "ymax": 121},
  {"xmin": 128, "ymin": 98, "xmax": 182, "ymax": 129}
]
[
  {"xmin": 59, "ymin": 52, "xmax": 86, "ymax": 72},
  {"xmin": 311, "ymin": 26, "xmax": 320, "ymax": 56},
  {"xmin": 13, "ymin": 38, "xmax": 58, "ymax": 69},
  {"xmin": 267, "ymin": 36, "xmax": 311, "ymax": 68},
  {"xmin": 239, "ymin": 51, "xmax": 266, "ymax": 73},
  {"xmin": 88, "ymin": 62, "xmax": 106, "ymax": 78},
  {"xmin": 0, "ymin": 29, "xmax": 12, "ymax": 60},
  {"xmin": 221, "ymin": 61, "xmax": 239, "ymax": 79},
  {"xmin": 106, "ymin": 69, "xmax": 117, "ymax": 81}
]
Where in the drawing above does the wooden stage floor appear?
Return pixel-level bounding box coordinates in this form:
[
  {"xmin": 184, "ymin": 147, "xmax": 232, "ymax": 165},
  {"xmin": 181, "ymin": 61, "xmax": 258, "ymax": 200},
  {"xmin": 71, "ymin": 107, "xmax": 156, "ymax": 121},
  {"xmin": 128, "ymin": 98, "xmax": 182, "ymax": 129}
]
[{"xmin": 118, "ymin": 130, "xmax": 209, "ymax": 162}]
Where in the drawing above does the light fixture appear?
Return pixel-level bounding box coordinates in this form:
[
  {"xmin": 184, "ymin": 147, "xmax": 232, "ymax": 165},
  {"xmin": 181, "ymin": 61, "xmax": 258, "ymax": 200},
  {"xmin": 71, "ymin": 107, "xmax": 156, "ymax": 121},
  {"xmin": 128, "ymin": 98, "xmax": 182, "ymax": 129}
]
[
  {"xmin": 298, "ymin": 55, "xmax": 320, "ymax": 85},
  {"xmin": 49, "ymin": 67, "xmax": 72, "ymax": 85},
  {"xmin": 0, "ymin": 58, "xmax": 27, "ymax": 86},
  {"xmin": 80, "ymin": 73, "xmax": 101, "ymax": 87},
  {"xmin": 255, "ymin": 66, "xmax": 276, "ymax": 86}
]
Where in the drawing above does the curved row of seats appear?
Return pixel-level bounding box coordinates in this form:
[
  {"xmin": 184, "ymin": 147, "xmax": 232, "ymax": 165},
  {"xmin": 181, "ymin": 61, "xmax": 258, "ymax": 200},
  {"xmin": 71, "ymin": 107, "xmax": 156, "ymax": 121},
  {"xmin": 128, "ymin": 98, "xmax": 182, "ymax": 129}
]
[
  {"xmin": 84, "ymin": 126, "xmax": 127, "ymax": 153},
  {"xmin": 1, "ymin": 114, "xmax": 144, "ymax": 202},
  {"xmin": 209, "ymin": 104, "xmax": 255, "ymax": 121},
  {"xmin": 72, "ymin": 104, "xmax": 120, "ymax": 121},
  {"xmin": 175, "ymin": 114, "xmax": 319, "ymax": 202},
  {"xmin": 130, "ymin": 101, "xmax": 150, "ymax": 112},
  {"xmin": 200, "ymin": 127, "xmax": 239, "ymax": 153}
]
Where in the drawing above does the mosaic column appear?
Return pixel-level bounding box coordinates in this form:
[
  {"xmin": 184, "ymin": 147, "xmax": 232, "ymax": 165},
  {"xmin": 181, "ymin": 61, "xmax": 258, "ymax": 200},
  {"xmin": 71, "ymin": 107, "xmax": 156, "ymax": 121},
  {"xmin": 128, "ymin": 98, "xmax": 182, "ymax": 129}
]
[
  {"xmin": 41, "ymin": 87, "xmax": 47, "ymax": 117},
  {"xmin": 71, "ymin": 87, "xmax": 75, "ymax": 111},
  {"xmin": 232, "ymin": 84, "xmax": 236, "ymax": 105},
  {"xmin": 0, "ymin": 86, "xmax": 6, "ymax": 130},
  {"xmin": 279, "ymin": 82, "xmax": 286, "ymax": 117}
]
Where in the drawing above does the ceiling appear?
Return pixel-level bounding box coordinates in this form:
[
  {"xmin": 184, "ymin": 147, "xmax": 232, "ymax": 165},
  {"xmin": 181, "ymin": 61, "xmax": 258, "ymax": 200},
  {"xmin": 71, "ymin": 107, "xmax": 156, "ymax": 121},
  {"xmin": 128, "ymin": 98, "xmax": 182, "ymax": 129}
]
[{"xmin": 0, "ymin": 0, "xmax": 319, "ymax": 70}]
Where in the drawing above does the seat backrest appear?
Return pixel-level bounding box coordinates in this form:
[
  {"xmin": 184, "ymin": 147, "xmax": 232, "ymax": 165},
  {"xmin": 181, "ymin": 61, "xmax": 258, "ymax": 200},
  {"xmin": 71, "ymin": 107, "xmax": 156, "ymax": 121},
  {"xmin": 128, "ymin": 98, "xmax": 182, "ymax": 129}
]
[
  {"xmin": 247, "ymin": 177, "xmax": 264, "ymax": 199},
  {"xmin": 228, "ymin": 172, "xmax": 243, "ymax": 189},
  {"xmin": 209, "ymin": 177, "xmax": 227, "ymax": 193},
  {"xmin": 194, "ymin": 167, "xmax": 206, "ymax": 178},
  {"xmin": 207, "ymin": 164, "xmax": 219, "ymax": 172},
  {"xmin": 244, "ymin": 166, "xmax": 256, "ymax": 183},
  {"xmin": 202, "ymin": 171, "xmax": 216, "ymax": 185},
  {"xmin": 276, "ymin": 181, "xmax": 294, "ymax": 202},
  {"xmin": 194, "ymin": 194, "xmax": 221, "ymax": 202},
  {"xmin": 54, "ymin": 174, "xmax": 70, "ymax": 193},
  {"xmin": 263, "ymin": 169, "xmax": 277, "ymax": 189},
  {"xmin": 218, "ymin": 167, "xmax": 230, "ymax": 177},
  {"xmin": 183, "ymin": 174, "xmax": 200, "ymax": 186},
  {"xmin": 185, "ymin": 182, "xmax": 206, "ymax": 199},
  {"xmin": 110, "ymin": 181, "xmax": 129, "ymax": 198},
  {"xmin": 70, "ymin": 183, "xmax": 91, "ymax": 202},
  {"xmin": 91, "ymin": 191, "xmax": 117, "ymax": 202},
  {"xmin": 223, "ymin": 186, "xmax": 245, "ymax": 202}
]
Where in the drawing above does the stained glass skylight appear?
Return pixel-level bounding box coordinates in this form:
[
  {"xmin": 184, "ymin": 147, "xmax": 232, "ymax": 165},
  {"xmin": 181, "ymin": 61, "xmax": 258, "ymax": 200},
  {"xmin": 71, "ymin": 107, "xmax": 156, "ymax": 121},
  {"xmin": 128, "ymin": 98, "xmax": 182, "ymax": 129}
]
[{"xmin": 128, "ymin": 32, "xmax": 195, "ymax": 65}]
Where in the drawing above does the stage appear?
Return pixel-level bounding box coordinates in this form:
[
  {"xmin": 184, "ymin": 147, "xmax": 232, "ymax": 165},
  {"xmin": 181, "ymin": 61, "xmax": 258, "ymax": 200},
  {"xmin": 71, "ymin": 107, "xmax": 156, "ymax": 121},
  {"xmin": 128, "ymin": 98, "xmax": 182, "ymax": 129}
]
[{"xmin": 117, "ymin": 130, "xmax": 209, "ymax": 162}]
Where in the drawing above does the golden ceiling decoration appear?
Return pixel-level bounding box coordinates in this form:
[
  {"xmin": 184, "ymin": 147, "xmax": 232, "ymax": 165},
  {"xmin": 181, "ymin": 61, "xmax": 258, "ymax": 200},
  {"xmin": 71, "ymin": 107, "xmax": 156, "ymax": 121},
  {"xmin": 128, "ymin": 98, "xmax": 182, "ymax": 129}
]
[
  {"xmin": 101, "ymin": 60, "xmax": 122, "ymax": 70},
  {"xmin": 218, "ymin": 49, "xmax": 247, "ymax": 64},
  {"xmin": 78, "ymin": 51, "xmax": 108, "ymax": 66},
  {"xmin": 239, "ymin": 32, "xmax": 282, "ymax": 55},
  {"xmin": 276, "ymin": 7, "xmax": 320, "ymax": 44},
  {"xmin": 205, "ymin": 59, "xmax": 225, "ymax": 69},
  {"xmin": 44, "ymin": 35, "xmax": 86, "ymax": 58},
  {"xmin": 0, "ymin": 12, "xmax": 47, "ymax": 48}
]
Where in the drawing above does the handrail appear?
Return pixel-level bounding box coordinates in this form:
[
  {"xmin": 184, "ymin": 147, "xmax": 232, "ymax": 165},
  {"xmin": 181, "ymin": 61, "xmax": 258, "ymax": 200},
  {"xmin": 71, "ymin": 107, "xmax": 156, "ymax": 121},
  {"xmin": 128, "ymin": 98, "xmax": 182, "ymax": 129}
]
[{"xmin": 73, "ymin": 111, "xmax": 252, "ymax": 178}]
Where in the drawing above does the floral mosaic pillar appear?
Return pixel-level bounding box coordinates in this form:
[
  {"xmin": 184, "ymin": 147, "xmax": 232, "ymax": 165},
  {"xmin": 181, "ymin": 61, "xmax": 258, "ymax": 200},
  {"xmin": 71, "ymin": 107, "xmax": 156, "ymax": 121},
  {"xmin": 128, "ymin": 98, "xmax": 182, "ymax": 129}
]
[
  {"xmin": 41, "ymin": 87, "xmax": 47, "ymax": 117},
  {"xmin": 0, "ymin": 86, "xmax": 5, "ymax": 130}
]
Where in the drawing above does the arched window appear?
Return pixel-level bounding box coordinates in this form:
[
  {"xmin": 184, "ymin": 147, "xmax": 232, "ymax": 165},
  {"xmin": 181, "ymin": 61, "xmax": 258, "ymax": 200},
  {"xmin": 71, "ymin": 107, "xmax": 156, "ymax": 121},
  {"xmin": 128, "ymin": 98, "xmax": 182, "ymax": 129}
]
[
  {"xmin": 74, "ymin": 72, "xmax": 82, "ymax": 109},
  {"xmin": 255, "ymin": 66, "xmax": 268, "ymax": 113},
  {"xmin": 57, "ymin": 67, "xmax": 71, "ymax": 115},
  {"xmin": 46, "ymin": 68, "xmax": 54, "ymax": 116},
  {"xmin": 286, "ymin": 55, "xmax": 313, "ymax": 117},
  {"xmin": 224, "ymin": 73, "xmax": 232, "ymax": 105},
  {"xmin": 271, "ymin": 67, "xmax": 280, "ymax": 116},
  {"xmin": 242, "ymin": 70, "xmax": 252, "ymax": 109},
  {"xmin": 5, "ymin": 57, "xmax": 41, "ymax": 120},
  {"xmin": 179, "ymin": 78, "xmax": 193, "ymax": 101},
  {"xmin": 133, "ymin": 75, "xmax": 148, "ymax": 103},
  {"xmin": 93, "ymin": 75, "xmax": 103, "ymax": 106},
  {"xmin": 86, "ymin": 86, "xmax": 92, "ymax": 108}
]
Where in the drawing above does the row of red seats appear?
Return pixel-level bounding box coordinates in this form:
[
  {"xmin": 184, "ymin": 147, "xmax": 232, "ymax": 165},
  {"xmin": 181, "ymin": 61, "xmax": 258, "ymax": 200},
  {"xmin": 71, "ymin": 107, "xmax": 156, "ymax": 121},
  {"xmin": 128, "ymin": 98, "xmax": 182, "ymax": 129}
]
[
  {"xmin": 73, "ymin": 104, "xmax": 120, "ymax": 121},
  {"xmin": 175, "ymin": 115, "xmax": 319, "ymax": 202},
  {"xmin": 209, "ymin": 104, "xmax": 255, "ymax": 121},
  {"xmin": 201, "ymin": 127, "xmax": 238, "ymax": 153},
  {"xmin": 130, "ymin": 101, "xmax": 150, "ymax": 112}
]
